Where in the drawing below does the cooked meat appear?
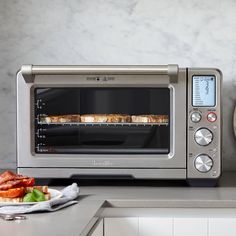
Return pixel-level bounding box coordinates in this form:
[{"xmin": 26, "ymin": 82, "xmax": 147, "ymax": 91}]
[
  {"xmin": 0, "ymin": 180, "xmax": 22, "ymax": 190},
  {"xmin": 0, "ymin": 187, "xmax": 25, "ymax": 198},
  {"xmin": 0, "ymin": 178, "xmax": 35, "ymax": 191},
  {"xmin": 0, "ymin": 171, "xmax": 28, "ymax": 185}
]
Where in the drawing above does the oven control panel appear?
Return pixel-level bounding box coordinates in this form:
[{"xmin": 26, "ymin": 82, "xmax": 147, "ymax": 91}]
[{"xmin": 187, "ymin": 69, "xmax": 221, "ymax": 179}]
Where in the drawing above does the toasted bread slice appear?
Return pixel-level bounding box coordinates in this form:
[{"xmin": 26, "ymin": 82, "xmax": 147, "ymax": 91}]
[
  {"xmin": 81, "ymin": 114, "xmax": 108, "ymax": 123},
  {"xmin": 107, "ymin": 114, "xmax": 131, "ymax": 123},
  {"xmin": 44, "ymin": 192, "xmax": 51, "ymax": 201},
  {"xmin": 44, "ymin": 115, "xmax": 80, "ymax": 123},
  {"xmin": 0, "ymin": 196, "xmax": 23, "ymax": 203},
  {"xmin": 131, "ymin": 115, "xmax": 169, "ymax": 123},
  {"xmin": 81, "ymin": 114, "xmax": 131, "ymax": 123}
]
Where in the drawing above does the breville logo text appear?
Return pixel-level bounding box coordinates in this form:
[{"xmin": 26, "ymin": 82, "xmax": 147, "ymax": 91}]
[{"xmin": 92, "ymin": 160, "xmax": 113, "ymax": 166}]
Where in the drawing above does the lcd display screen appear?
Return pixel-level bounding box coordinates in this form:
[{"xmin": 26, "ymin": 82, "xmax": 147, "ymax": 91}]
[{"xmin": 192, "ymin": 76, "xmax": 216, "ymax": 107}]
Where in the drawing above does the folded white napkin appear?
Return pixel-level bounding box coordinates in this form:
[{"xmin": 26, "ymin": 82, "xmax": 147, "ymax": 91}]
[{"xmin": 0, "ymin": 183, "xmax": 80, "ymax": 214}]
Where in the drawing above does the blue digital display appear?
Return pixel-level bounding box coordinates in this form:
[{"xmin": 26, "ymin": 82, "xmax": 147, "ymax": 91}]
[{"xmin": 192, "ymin": 76, "xmax": 216, "ymax": 107}]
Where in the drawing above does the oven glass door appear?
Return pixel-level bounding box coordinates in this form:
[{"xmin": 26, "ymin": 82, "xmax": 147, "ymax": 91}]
[{"xmin": 35, "ymin": 88, "xmax": 170, "ymax": 154}]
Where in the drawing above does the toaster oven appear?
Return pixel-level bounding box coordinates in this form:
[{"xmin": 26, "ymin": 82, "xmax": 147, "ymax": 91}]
[{"xmin": 16, "ymin": 65, "xmax": 222, "ymax": 186}]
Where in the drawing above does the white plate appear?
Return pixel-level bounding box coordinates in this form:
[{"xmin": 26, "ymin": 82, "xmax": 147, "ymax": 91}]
[{"xmin": 0, "ymin": 188, "xmax": 63, "ymax": 205}]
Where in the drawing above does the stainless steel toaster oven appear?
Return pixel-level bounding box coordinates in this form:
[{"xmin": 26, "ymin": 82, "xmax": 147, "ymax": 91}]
[{"xmin": 16, "ymin": 65, "xmax": 222, "ymax": 186}]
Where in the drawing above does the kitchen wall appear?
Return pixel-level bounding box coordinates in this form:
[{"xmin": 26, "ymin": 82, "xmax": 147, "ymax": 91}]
[{"xmin": 0, "ymin": 0, "xmax": 236, "ymax": 170}]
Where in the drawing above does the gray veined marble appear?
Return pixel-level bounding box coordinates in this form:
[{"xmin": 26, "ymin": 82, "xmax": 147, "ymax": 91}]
[{"xmin": 0, "ymin": 0, "xmax": 236, "ymax": 170}]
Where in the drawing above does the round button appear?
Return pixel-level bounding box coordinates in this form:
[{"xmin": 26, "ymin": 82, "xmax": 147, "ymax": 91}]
[
  {"xmin": 191, "ymin": 112, "xmax": 202, "ymax": 123},
  {"xmin": 195, "ymin": 154, "xmax": 213, "ymax": 173},
  {"xmin": 207, "ymin": 112, "xmax": 217, "ymax": 122},
  {"xmin": 194, "ymin": 128, "xmax": 213, "ymax": 146}
]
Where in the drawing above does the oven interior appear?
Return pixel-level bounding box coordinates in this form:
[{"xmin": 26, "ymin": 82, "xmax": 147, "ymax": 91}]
[{"xmin": 34, "ymin": 88, "xmax": 170, "ymax": 154}]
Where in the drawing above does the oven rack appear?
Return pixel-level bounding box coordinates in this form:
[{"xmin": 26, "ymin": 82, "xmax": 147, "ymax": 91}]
[{"xmin": 38, "ymin": 122, "xmax": 169, "ymax": 127}]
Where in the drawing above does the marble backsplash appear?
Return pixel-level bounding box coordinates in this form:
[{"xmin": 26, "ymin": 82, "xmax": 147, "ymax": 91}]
[{"xmin": 0, "ymin": 0, "xmax": 236, "ymax": 170}]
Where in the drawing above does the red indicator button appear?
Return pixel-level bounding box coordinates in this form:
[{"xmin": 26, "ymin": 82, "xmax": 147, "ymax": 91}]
[{"xmin": 207, "ymin": 112, "xmax": 217, "ymax": 122}]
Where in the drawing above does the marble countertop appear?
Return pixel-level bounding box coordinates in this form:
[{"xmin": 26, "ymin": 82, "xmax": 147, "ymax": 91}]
[{"xmin": 1, "ymin": 172, "xmax": 236, "ymax": 236}]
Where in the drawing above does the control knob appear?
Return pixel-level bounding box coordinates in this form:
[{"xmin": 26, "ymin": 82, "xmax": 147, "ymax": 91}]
[
  {"xmin": 191, "ymin": 112, "xmax": 202, "ymax": 123},
  {"xmin": 195, "ymin": 154, "xmax": 213, "ymax": 173},
  {"xmin": 207, "ymin": 112, "xmax": 217, "ymax": 122},
  {"xmin": 194, "ymin": 128, "xmax": 213, "ymax": 146}
]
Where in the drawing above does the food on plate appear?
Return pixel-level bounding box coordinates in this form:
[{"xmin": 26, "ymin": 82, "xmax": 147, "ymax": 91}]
[
  {"xmin": 131, "ymin": 115, "xmax": 169, "ymax": 123},
  {"xmin": 26, "ymin": 185, "xmax": 48, "ymax": 193},
  {"xmin": 23, "ymin": 192, "xmax": 36, "ymax": 202},
  {"xmin": 0, "ymin": 170, "xmax": 28, "ymax": 185},
  {"xmin": 81, "ymin": 114, "xmax": 131, "ymax": 123},
  {"xmin": 0, "ymin": 187, "xmax": 25, "ymax": 198},
  {"xmin": 23, "ymin": 189, "xmax": 46, "ymax": 202},
  {"xmin": 0, "ymin": 171, "xmax": 50, "ymax": 203},
  {"xmin": 0, "ymin": 177, "xmax": 35, "ymax": 190},
  {"xmin": 43, "ymin": 114, "xmax": 81, "ymax": 123}
]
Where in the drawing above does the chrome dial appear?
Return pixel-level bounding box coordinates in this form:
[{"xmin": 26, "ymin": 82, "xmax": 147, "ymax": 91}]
[
  {"xmin": 195, "ymin": 155, "xmax": 213, "ymax": 173},
  {"xmin": 207, "ymin": 112, "xmax": 217, "ymax": 122},
  {"xmin": 194, "ymin": 128, "xmax": 213, "ymax": 146},
  {"xmin": 191, "ymin": 112, "xmax": 202, "ymax": 123}
]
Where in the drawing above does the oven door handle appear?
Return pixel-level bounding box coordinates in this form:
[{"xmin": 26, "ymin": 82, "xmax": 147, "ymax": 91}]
[{"xmin": 20, "ymin": 64, "xmax": 179, "ymax": 83}]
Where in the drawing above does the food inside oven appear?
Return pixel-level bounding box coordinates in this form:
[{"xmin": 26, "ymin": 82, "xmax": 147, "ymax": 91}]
[
  {"xmin": 35, "ymin": 88, "xmax": 170, "ymax": 154},
  {"xmin": 41, "ymin": 114, "xmax": 168, "ymax": 124}
]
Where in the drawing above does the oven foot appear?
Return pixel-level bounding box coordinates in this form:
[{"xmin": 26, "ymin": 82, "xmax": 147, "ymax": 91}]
[{"xmin": 187, "ymin": 179, "xmax": 218, "ymax": 187}]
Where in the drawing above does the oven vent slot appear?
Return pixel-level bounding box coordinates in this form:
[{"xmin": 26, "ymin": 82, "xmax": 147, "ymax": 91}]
[{"xmin": 71, "ymin": 174, "xmax": 134, "ymax": 180}]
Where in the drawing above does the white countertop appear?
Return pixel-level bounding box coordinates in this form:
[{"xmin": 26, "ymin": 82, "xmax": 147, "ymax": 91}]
[{"xmin": 1, "ymin": 172, "xmax": 236, "ymax": 236}]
